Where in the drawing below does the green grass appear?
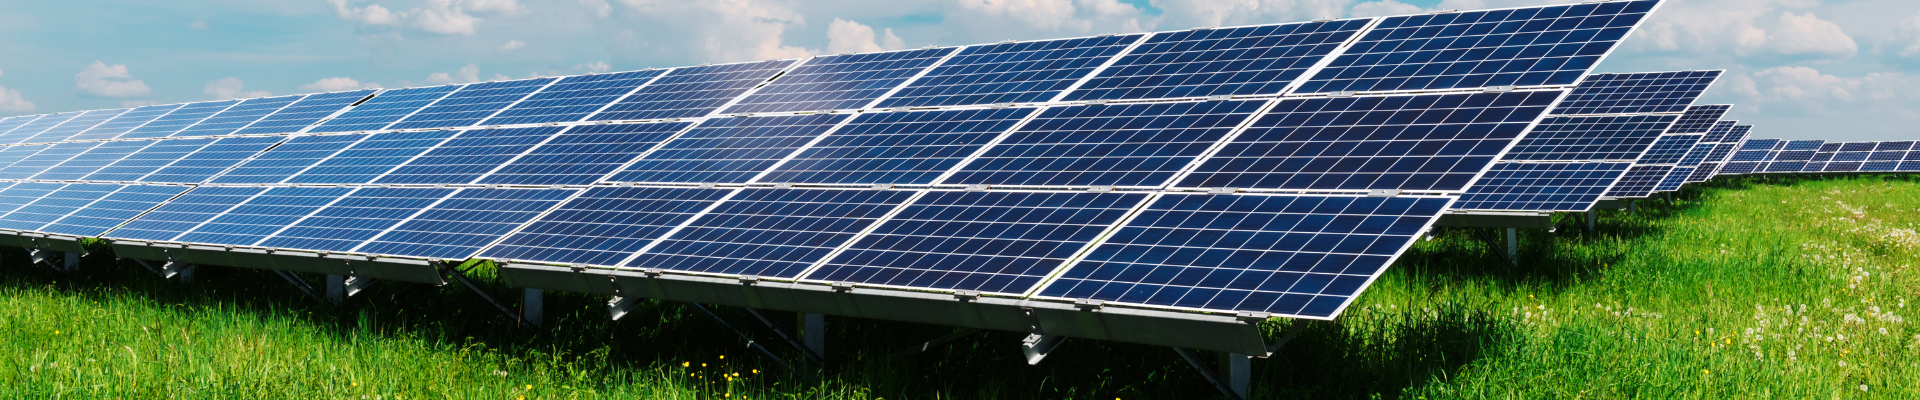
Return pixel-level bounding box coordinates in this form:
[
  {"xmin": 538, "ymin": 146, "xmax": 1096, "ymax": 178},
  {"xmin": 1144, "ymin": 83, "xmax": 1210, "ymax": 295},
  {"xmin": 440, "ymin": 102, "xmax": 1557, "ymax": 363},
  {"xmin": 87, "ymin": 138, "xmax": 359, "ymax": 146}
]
[{"xmin": 1, "ymin": 176, "xmax": 1917, "ymax": 399}]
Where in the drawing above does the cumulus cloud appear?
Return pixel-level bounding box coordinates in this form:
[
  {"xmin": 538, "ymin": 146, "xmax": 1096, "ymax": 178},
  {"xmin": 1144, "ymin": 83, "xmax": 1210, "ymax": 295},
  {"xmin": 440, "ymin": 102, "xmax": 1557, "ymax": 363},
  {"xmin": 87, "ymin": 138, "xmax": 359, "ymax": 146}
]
[
  {"xmin": 204, "ymin": 77, "xmax": 272, "ymax": 100},
  {"xmin": 0, "ymin": 70, "xmax": 34, "ymax": 113},
  {"xmin": 325, "ymin": 0, "xmax": 526, "ymax": 35},
  {"xmin": 74, "ymin": 61, "xmax": 152, "ymax": 98},
  {"xmin": 1350, "ymin": 0, "xmax": 1424, "ymax": 17},
  {"xmin": 953, "ymin": 0, "xmax": 1080, "ymax": 31},
  {"xmin": 574, "ymin": 61, "xmax": 611, "ymax": 73},
  {"xmin": 120, "ymin": 100, "xmax": 158, "ymax": 107},
  {"xmin": 1877, "ymin": 14, "xmax": 1920, "ymax": 64},
  {"xmin": 1730, "ymin": 66, "xmax": 1920, "ymax": 119},
  {"xmin": 1742, "ymin": 12, "xmax": 1857, "ymax": 59},
  {"xmin": 190, "ymin": 21, "xmax": 208, "ymax": 29},
  {"xmin": 580, "ymin": 0, "xmax": 611, "ymax": 18},
  {"xmin": 613, "ymin": 0, "xmax": 815, "ymax": 62},
  {"xmin": 497, "ymin": 39, "xmax": 526, "ymax": 52},
  {"xmin": 300, "ymin": 77, "xmax": 383, "ymax": 91},
  {"xmin": 827, "ymin": 19, "xmax": 904, "ymax": 54},
  {"xmin": 1153, "ymin": 0, "xmax": 1347, "ymax": 29},
  {"xmin": 426, "ymin": 64, "xmax": 483, "ymax": 84}
]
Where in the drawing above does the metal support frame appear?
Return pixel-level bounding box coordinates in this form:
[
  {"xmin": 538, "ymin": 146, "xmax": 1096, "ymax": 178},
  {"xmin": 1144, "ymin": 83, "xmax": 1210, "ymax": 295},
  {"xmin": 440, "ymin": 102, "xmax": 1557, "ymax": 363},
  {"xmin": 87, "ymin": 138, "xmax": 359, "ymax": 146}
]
[
  {"xmin": 689, "ymin": 303, "xmax": 794, "ymax": 372},
  {"xmin": 1584, "ymin": 210, "xmax": 1596, "ymax": 231},
  {"xmin": 440, "ymin": 261, "xmax": 537, "ymax": 328},
  {"xmin": 607, "ymin": 296, "xmax": 642, "ymax": 320},
  {"xmin": 888, "ymin": 327, "xmax": 988, "ymax": 360},
  {"xmin": 345, "ymin": 275, "xmax": 375, "ymax": 297},
  {"xmin": 61, "ymin": 252, "xmax": 81, "ymax": 272},
  {"xmin": 326, "ymin": 274, "xmax": 346, "ymax": 303},
  {"xmin": 272, "ymin": 270, "xmax": 330, "ymax": 304},
  {"xmin": 1629, "ymin": 199, "xmax": 1637, "ymax": 214},
  {"xmin": 802, "ymin": 313, "xmax": 826, "ymax": 363},
  {"xmin": 521, "ymin": 288, "xmax": 544, "ymax": 328},
  {"xmin": 741, "ymin": 309, "xmax": 826, "ymax": 367},
  {"xmin": 1018, "ymin": 307, "xmax": 1066, "ymax": 365},
  {"xmin": 1173, "ymin": 347, "xmax": 1246, "ymax": 400},
  {"xmin": 1505, "ymin": 228, "xmax": 1519, "ymax": 266}
]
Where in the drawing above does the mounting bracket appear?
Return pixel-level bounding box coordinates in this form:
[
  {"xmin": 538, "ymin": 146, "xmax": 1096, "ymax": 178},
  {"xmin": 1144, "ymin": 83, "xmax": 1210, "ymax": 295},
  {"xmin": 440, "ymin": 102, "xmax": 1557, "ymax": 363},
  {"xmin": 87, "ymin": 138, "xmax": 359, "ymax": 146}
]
[{"xmin": 1018, "ymin": 307, "xmax": 1066, "ymax": 365}]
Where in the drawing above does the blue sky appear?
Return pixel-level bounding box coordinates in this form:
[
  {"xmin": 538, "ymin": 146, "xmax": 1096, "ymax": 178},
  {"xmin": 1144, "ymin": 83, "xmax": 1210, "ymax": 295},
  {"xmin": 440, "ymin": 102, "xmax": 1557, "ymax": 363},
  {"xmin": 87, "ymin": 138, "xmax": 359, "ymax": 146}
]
[{"xmin": 2, "ymin": 0, "xmax": 1916, "ymax": 141}]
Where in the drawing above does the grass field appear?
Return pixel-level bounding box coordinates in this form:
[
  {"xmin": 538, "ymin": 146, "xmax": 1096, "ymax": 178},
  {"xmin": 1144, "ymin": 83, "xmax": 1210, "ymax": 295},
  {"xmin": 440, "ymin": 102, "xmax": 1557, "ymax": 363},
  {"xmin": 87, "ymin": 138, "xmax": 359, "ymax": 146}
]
[{"xmin": 1, "ymin": 175, "xmax": 1917, "ymax": 399}]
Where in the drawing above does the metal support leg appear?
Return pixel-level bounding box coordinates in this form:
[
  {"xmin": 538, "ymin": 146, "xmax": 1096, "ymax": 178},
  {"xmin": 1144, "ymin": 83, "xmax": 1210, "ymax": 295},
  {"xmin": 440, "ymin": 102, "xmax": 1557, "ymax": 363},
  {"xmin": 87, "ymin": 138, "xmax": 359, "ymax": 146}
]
[
  {"xmin": 326, "ymin": 274, "xmax": 345, "ymax": 304},
  {"xmin": 1021, "ymin": 333, "xmax": 1067, "ymax": 365},
  {"xmin": 888, "ymin": 328, "xmax": 988, "ymax": 360},
  {"xmin": 1628, "ymin": 200, "xmax": 1636, "ymax": 214},
  {"xmin": 1584, "ymin": 210, "xmax": 1595, "ymax": 231},
  {"xmin": 1173, "ymin": 347, "xmax": 1246, "ymax": 400},
  {"xmin": 1504, "ymin": 228, "xmax": 1519, "ymax": 267},
  {"xmin": 803, "ymin": 313, "xmax": 825, "ymax": 363},
  {"xmin": 62, "ymin": 252, "xmax": 81, "ymax": 272},
  {"xmin": 689, "ymin": 303, "xmax": 793, "ymax": 372},
  {"xmin": 1228, "ymin": 353, "xmax": 1252, "ymax": 398},
  {"xmin": 272, "ymin": 270, "xmax": 329, "ymax": 303},
  {"xmin": 170, "ymin": 262, "xmax": 196, "ymax": 283},
  {"xmin": 520, "ymin": 288, "xmax": 544, "ymax": 328},
  {"xmin": 741, "ymin": 309, "xmax": 825, "ymax": 366}
]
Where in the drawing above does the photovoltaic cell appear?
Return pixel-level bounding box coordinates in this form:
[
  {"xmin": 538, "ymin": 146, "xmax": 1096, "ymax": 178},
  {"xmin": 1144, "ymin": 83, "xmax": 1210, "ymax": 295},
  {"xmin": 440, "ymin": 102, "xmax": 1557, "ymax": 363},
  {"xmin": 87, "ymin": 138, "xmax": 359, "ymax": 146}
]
[
  {"xmin": 1455, "ymin": 162, "xmax": 1629, "ymax": 211},
  {"xmin": 31, "ymin": 141, "xmax": 151, "ymax": 180},
  {"xmin": 210, "ymin": 134, "xmax": 368, "ymax": 184},
  {"xmin": 881, "ymin": 35, "xmax": 1141, "ymax": 108},
  {"xmin": 628, "ymin": 189, "xmax": 916, "ymax": 279},
  {"xmin": 172, "ymin": 95, "xmax": 302, "ymax": 137},
  {"xmin": 282, "ymin": 131, "xmax": 458, "ymax": 184},
  {"xmin": 0, "ymin": 184, "xmax": 120, "ymax": 231},
  {"xmin": 759, "ymin": 108, "xmax": 1035, "ymax": 185},
  {"xmin": 807, "ymin": 191, "xmax": 1150, "ymax": 295},
  {"xmin": 1602, "ymin": 165, "xmax": 1670, "ymax": 197},
  {"xmin": 1067, "ymin": 21, "xmax": 1372, "ymax": 101},
  {"xmin": 946, "ymin": 100, "xmax": 1264, "ymax": 187},
  {"xmin": 1297, "ymin": 1, "xmax": 1658, "ymax": 93},
  {"xmin": 104, "ymin": 186, "xmax": 268, "ymax": 241},
  {"xmin": 481, "ymin": 187, "xmax": 734, "ymax": 266},
  {"xmin": 1037, "ymin": 194, "xmax": 1451, "ymax": 318},
  {"xmin": 375, "ymin": 127, "xmax": 564, "ymax": 185},
  {"xmin": 25, "ymin": 109, "xmax": 127, "ymax": 143},
  {"xmin": 69, "ymin": 104, "xmax": 183, "ymax": 141},
  {"xmin": 723, "ymin": 49, "xmax": 955, "ymax": 114},
  {"xmin": 0, "ymin": 145, "xmax": 48, "ymax": 171},
  {"xmin": 0, "ymin": 112, "xmax": 82, "ymax": 144},
  {"xmin": 173, "ymin": 187, "xmax": 353, "ymax": 246},
  {"xmin": 139, "ymin": 136, "xmax": 288, "ymax": 183},
  {"xmin": 1719, "ymin": 162, "xmax": 1761, "ymax": 175},
  {"xmin": 590, "ymin": 61, "xmax": 796, "ymax": 121},
  {"xmin": 0, "ymin": 183, "xmax": 65, "ymax": 217},
  {"xmin": 310, "ymin": 86, "xmax": 461, "ymax": 133},
  {"xmin": 118, "ymin": 100, "xmax": 239, "ymax": 139},
  {"xmin": 1696, "ymin": 121, "xmax": 1738, "ymax": 143},
  {"xmin": 1634, "ymin": 134, "xmax": 1702, "ymax": 165},
  {"xmin": 84, "ymin": 138, "xmax": 217, "ymax": 182},
  {"xmin": 1688, "ymin": 163, "xmax": 1721, "ymax": 180},
  {"xmin": 0, "ymin": 142, "xmax": 100, "ymax": 179},
  {"xmin": 0, "ymin": 116, "xmax": 35, "ymax": 135},
  {"xmin": 1664, "ymin": 104, "xmax": 1729, "ymax": 134},
  {"xmin": 1180, "ymin": 91, "xmax": 1560, "ymax": 191},
  {"xmin": 609, "ymin": 114, "xmax": 849, "ymax": 183},
  {"xmin": 479, "ymin": 122, "xmax": 693, "ymax": 186},
  {"xmin": 233, "ymin": 90, "xmax": 376, "ymax": 135},
  {"xmin": 1550, "ymin": 71, "xmax": 1720, "ymax": 115},
  {"xmin": 256, "ymin": 187, "xmax": 455, "ymax": 252},
  {"xmin": 41, "ymin": 185, "xmax": 190, "ymax": 237},
  {"xmin": 1653, "ymin": 166, "xmax": 1692, "ymax": 191},
  {"xmin": 1498, "ymin": 114, "xmax": 1675, "ymax": 161},
  {"xmin": 1676, "ymin": 143, "xmax": 1718, "ymax": 166},
  {"xmin": 353, "ymin": 188, "xmax": 577, "ymax": 259},
  {"xmin": 482, "ymin": 70, "xmax": 666, "ymax": 125},
  {"xmin": 388, "ymin": 78, "xmax": 557, "ymax": 130}
]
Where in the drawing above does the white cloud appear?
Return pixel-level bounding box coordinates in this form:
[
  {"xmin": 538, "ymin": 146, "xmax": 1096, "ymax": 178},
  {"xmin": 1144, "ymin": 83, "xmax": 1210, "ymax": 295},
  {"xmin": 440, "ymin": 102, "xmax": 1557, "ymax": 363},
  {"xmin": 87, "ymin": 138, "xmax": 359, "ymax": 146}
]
[
  {"xmin": 326, "ymin": 0, "xmax": 401, "ymax": 26},
  {"xmin": 120, "ymin": 100, "xmax": 157, "ymax": 107},
  {"xmin": 952, "ymin": 0, "xmax": 1079, "ymax": 31},
  {"xmin": 325, "ymin": 0, "xmax": 527, "ymax": 36},
  {"xmin": 613, "ymin": 0, "xmax": 816, "ymax": 62},
  {"xmin": 827, "ymin": 19, "xmax": 904, "ymax": 54},
  {"xmin": 574, "ymin": 61, "xmax": 611, "ymax": 73},
  {"xmin": 1882, "ymin": 14, "xmax": 1920, "ymax": 59},
  {"xmin": 1350, "ymin": 0, "xmax": 1424, "ymax": 18},
  {"xmin": 301, "ymin": 77, "xmax": 383, "ymax": 91},
  {"xmin": 497, "ymin": 39, "xmax": 526, "ymax": 52},
  {"xmin": 412, "ymin": 0, "xmax": 481, "ymax": 35},
  {"xmin": 190, "ymin": 21, "xmax": 208, "ymax": 29},
  {"xmin": 1754, "ymin": 12, "xmax": 1858, "ymax": 59},
  {"xmin": 74, "ymin": 61, "xmax": 152, "ymax": 98},
  {"xmin": 204, "ymin": 77, "xmax": 272, "ymax": 100},
  {"xmin": 1730, "ymin": 66, "xmax": 1920, "ymax": 119},
  {"xmin": 1152, "ymin": 0, "xmax": 1348, "ymax": 29},
  {"xmin": 580, "ymin": 0, "xmax": 611, "ymax": 18},
  {"xmin": 426, "ymin": 63, "xmax": 483, "ymax": 84},
  {"xmin": 0, "ymin": 70, "xmax": 33, "ymax": 113}
]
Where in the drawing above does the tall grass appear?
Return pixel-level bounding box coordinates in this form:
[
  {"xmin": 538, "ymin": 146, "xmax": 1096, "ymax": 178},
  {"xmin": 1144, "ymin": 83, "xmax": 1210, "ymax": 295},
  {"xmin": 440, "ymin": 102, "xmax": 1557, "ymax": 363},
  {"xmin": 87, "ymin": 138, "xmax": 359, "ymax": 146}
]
[{"xmin": 0, "ymin": 175, "xmax": 1915, "ymax": 399}]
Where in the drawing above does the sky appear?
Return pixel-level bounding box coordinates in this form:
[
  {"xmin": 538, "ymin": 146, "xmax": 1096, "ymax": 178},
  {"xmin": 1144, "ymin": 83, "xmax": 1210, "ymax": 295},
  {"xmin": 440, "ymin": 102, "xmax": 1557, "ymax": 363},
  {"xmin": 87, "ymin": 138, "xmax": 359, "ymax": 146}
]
[{"xmin": 0, "ymin": 0, "xmax": 1915, "ymax": 141}]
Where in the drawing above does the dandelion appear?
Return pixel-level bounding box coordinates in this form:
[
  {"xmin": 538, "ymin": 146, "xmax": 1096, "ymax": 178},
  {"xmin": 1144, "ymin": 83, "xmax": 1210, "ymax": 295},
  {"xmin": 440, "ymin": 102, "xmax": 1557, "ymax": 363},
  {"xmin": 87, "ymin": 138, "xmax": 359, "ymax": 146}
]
[
  {"xmin": 525, "ymin": 385, "xmax": 532, "ymax": 390},
  {"xmin": 682, "ymin": 362, "xmax": 689, "ymax": 367},
  {"xmin": 1840, "ymin": 360, "xmax": 1847, "ymax": 367},
  {"xmin": 1862, "ymin": 385, "xmax": 1869, "ymax": 392},
  {"xmin": 719, "ymin": 355, "xmax": 725, "ymax": 360},
  {"xmin": 1702, "ymin": 369, "xmax": 1709, "ymax": 375}
]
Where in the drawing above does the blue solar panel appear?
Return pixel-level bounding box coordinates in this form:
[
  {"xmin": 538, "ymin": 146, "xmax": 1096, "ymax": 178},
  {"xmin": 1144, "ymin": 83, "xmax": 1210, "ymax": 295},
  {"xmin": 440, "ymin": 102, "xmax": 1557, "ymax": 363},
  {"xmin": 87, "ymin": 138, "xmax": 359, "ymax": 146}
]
[
  {"xmin": 68, "ymin": 104, "xmax": 183, "ymax": 141},
  {"xmin": 388, "ymin": 78, "xmax": 557, "ymax": 130},
  {"xmin": 1721, "ymin": 125, "xmax": 1751, "ymax": 144},
  {"xmin": 1866, "ymin": 141, "xmax": 1914, "ymax": 172},
  {"xmin": 233, "ymin": 90, "xmax": 376, "ymax": 135},
  {"xmin": 1180, "ymin": 91, "xmax": 1560, "ymax": 191},
  {"xmin": 0, "ymin": 116, "xmax": 35, "ymax": 134},
  {"xmin": 118, "ymin": 101, "xmax": 239, "ymax": 139},
  {"xmin": 282, "ymin": 131, "xmax": 459, "ymax": 184},
  {"xmin": 139, "ymin": 136, "xmax": 288, "ymax": 183},
  {"xmin": 1764, "ymin": 160, "xmax": 1809, "ymax": 173},
  {"xmin": 1696, "ymin": 121, "xmax": 1737, "ymax": 143},
  {"xmin": 723, "ymin": 49, "xmax": 955, "ymax": 114},
  {"xmin": 1665, "ymin": 105, "xmax": 1729, "ymax": 134},
  {"xmin": 1499, "ymin": 114, "xmax": 1675, "ymax": 161},
  {"xmin": 1298, "ymin": 1, "xmax": 1657, "ymax": 94},
  {"xmin": 946, "ymin": 100, "xmax": 1264, "ymax": 187},
  {"xmin": 478, "ymin": 122, "xmax": 694, "ymax": 186},
  {"xmin": 1455, "ymin": 162, "xmax": 1629, "ymax": 211},
  {"xmin": 1738, "ymin": 138, "xmax": 1782, "ymax": 152},
  {"xmin": 1602, "ymin": 165, "xmax": 1670, "ymax": 198},
  {"xmin": 1653, "ymin": 166, "xmax": 1692, "ymax": 191},
  {"xmin": 1634, "ymin": 134, "xmax": 1702, "ymax": 165},
  {"xmin": 1066, "ymin": 21, "xmax": 1371, "ymax": 101},
  {"xmin": 374, "ymin": 127, "xmax": 564, "ymax": 185},
  {"xmin": 1036, "ymin": 193, "xmax": 1451, "ymax": 318},
  {"xmin": 1676, "ymin": 143, "xmax": 1718, "ymax": 166},
  {"xmin": 173, "ymin": 187, "xmax": 353, "ymax": 246},
  {"xmin": 1719, "ymin": 162, "xmax": 1760, "ymax": 175},
  {"xmin": 104, "ymin": 186, "xmax": 267, "ymax": 241},
  {"xmin": 481, "ymin": 186, "xmax": 734, "ymax": 266},
  {"xmin": 1686, "ymin": 163, "xmax": 1721, "ymax": 182},
  {"xmin": 1551, "ymin": 71, "xmax": 1720, "ymax": 115},
  {"xmin": 31, "ymin": 141, "xmax": 151, "ymax": 180},
  {"xmin": 209, "ymin": 134, "xmax": 368, "ymax": 184},
  {"xmin": 590, "ymin": 61, "xmax": 797, "ymax": 121},
  {"xmin": 309, "ymin": 86, "xmax": 461, "ymax": 133},
  {"xmin": 1781, "ymin": 140, "xmax": 1825, "ymax": 151},
  {"xmin": 172, "ymin": 95, "xmax": 303, "ymax": 137},
  {"xmin": 82, "ymin": 139, "xmax": 215, "ymax": 182},
  {"xmin": 0, "ymin": 183, "xmax": 122, "ymax": 231},
  {"xmin": 806, "ymin": 191, "xmax": 1149, "ymax": 295},
  {"xmin": 0, "ymin": 112, "xmax": 83, "ymax": 144},
  {"xmin": 256, "ymin": 187, "xmax": 456, "ymax": 252},
  {"xmin": 882, "ymin": 35, "xmax": 1147, "ymax": 107},
  {"xmin": 0, "ymin": 183, "xmax": 64, "ymax": 216},
  {"xmin": 41, "ymin": 185, "xmax": 189, "ymax": 237},
  {"xmin": 759, "ymin": 108, "xmax": 1035, "ymax": 185},
  {"xmin": 25, "ymin": 109, "xmax": 126, "ymax": 143},
  {"xmin": 0, "ymin": 145, "xmax": 47, "ymax": 171},
  {"xmin": 629, "ymin": 188, "xmax": 916, "ymax": 278},
  {"xmin": 0, "ymin": 142, "xmax": 100, "ymax": 179},
  {"xmin": 482, "ymin": 70, "xmax": 666, "ymax": 125},
  {"xmin": 354, "ymin": 188, "xmax": 577, "ymax": 259},
  {"xmin": 609, "ymin": 114, "xmax": 849, "ymax": 183}
]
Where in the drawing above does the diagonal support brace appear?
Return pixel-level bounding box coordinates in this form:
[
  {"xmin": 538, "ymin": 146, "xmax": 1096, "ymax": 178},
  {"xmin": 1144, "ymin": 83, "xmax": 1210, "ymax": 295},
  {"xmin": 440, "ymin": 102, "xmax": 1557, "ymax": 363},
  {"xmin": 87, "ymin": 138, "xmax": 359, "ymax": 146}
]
[
  {"xmin": 1174, "ymin": 347, "xmax": 1247, "ymax": 400},
  {"xmin": 439, "ymin": 261, "xmax": 536, "ymax": 328},
  {"xmin": 889, "ymin": 328, "xmax": 987, "ymax": 360},
  {"xmin": 743, "ymin": 308, "xmax": 827, "ymax": 367},
  {"xmin": 272, "ymin": 270, "xmax": 331, "ymax": 304}
]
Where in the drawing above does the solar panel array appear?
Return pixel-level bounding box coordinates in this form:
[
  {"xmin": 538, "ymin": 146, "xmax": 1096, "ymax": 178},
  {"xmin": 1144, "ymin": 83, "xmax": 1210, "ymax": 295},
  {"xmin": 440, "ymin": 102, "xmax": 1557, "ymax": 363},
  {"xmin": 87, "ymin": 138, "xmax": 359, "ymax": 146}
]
[
  {"xmin": 0, "ymin": 1, "xmax": 1680, "ymax": 323},
  {"xmin": 1600, "ymin": 103, "xmax": 1729, "ymax": 198}
]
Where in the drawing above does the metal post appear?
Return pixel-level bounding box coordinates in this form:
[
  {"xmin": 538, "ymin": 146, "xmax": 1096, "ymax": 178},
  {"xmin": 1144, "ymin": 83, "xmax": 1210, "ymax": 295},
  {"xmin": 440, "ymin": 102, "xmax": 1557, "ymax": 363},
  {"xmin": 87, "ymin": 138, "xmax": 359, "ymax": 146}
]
[
  {"xmin": 1628, "ymin": 200, "xmax": 1636, "ymax": 214},
  {"xmin": 62, "ymin": 252, "xmax": 81, "ymax": 272},
  {"xmin": 803, "ymin": 313, "xmax": 826, "ymax": 363},
  {"xmin": 326, "ymin": 274, "xmax": 345, "ymax": 304},
  {"xmin": 1173, "ymin": 348, "xmax": 1246, "ymax": 400},
  {"xmin": 1504, "ymin": 228, "xmax": 1518, "ymax": 267},
  {"xmin": 1584, "ymin": 210, "xmax": 1595, "ymax": 231},
  {"xmin": 1228, "ymin": 353, "xmax": 1252, "ymax": 398},
  {"xmin": 521, "ymin": 288, "xmax": 544, "ymax": 328}
]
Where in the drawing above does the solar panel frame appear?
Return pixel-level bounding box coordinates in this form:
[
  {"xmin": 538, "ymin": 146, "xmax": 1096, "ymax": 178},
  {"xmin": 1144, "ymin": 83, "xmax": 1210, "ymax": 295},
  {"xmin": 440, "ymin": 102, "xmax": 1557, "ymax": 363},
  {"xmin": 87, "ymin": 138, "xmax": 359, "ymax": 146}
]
[
  {"xmin": 1550, "ymin": 70, "xmax": 1721, "ymax": 115},
  {"xmin": 589, "ymin": 60, "xmax": 799, "ymax": 121},
  {"xmin": 1062, "ymin": 20, "xmax": 1374, "ymax": 101},
  {"xmin": 722, "ymin": 48, "xmax": 957, "ymax": 114},
  {"xmin": 945, "ymin": 100, "xmax": 1268, "ymax": 188},
  {"xmin": 481, "ymin": 70, "xmax": 668, "ymax": 125},
  {"xmin": 1296, "ymin": 1, "xmax": 1660, "ymax": 94},
  {"xmin": 387, "ymin": 78, "xmax": 558, "ymax": 130},
  {"xmin": 308, "ymin": 86, "xmax": 462, "ymax": 133},
  {"xmin": 1454, "ymin": 162, "xmax": 1630, "ymax": 211},
  {"xmin": 116, "ymin": 100, "xmax": 240, "ymax": 139}
]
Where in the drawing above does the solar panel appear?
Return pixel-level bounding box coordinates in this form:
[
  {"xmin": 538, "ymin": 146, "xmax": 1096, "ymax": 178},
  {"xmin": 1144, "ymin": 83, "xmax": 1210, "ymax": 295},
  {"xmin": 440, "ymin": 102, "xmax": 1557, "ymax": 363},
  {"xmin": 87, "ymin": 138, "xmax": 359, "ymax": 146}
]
[
  {"xmin": 608, "ymin": 114, "xmax": 849, "ymax": 184},
  {"xmin": 255, "ymin": 187, "xmax": 456, "ymax": 252},
  {"xmin": 0, "ymin": 145, "xmax": 48, "ymax": 171},
  {"xmin": 1634, "ymin": 134, "xmax": 1702, "ymax": 165},
  {"xmin": 1297, "ymin": 1, "xmax": 1658, "ymax": 94},
  {"xmin": 40, "ymin": 185, "xmax": 189, "ymax": 237},
  {"xmin": 1062, "ymin": 20, "xmax": 1372, "ymax": 101},
  {"xmin": 30, "ymin": 140, "xmax": 151, "ymax": 180},
  {"xmin": 1696, "ymin": 120, "xmax": 1738, "ymax": 143},
  {"xmin": 759, "ymin": 108, "xmax": 1036, "ymax": 185},
  {"xmin": 626, "ymin": 188, "xmax": 917, "ymax": 278},
  {"xmin": 118, "ymin": 100, "xmax": 239, "ymax": 139},
  {"xmin": 81, "ymin": 138, "xmax": 217, "ymax": 182},
  {"xmin": 1498, "ymin": 114, "xmax": 1675, "ymax": 161},
  {"xmin": 590, "ymin": 60, "xmax": 797, "ymax": 121},
  {"xmin": 352, "ymin": 188, "xmax": 577, "ymax": 259},
  {"xmin": 477, "ymin": 122, "xmax": 695, "ymax": 186},
  {"xmin": 387, "ymin": 78, "xmax": 557, "ymax": 130},
  {"xmin": 1782, "ymin": 140, "xmax": 1824, "ymax": 151},
  {"xmin": 0, "ymin": 142, "xmax": 100, "ymax": 179},
  {"xmin": 1719, "ymin": 162, "xmax": 1760, "ymax": 175},
  {"xmin": 481, "ymin": 186, "xmax": 734, "ymax": 266},
  {"xmin": 309, "ymin": 86, "xmax": 461, "ymax": 133},
  {"xmin": 24, "ymin": 109, "xmax": 127, "ymax": 143},
  {"xmin": 482, "ymin": 70, "xmax": 666, "ymax": 125},
  {"xmin": 1665, "ymin": 105, "xmax": 1730, "ymax": 134},
  {"xmin": 723, "ymin": 49, "xmax": 955, "ymax": 114},
  {"xmin": 1036, "ymin": 193, "xmax": 1451, "ymax": 318},
  {"xmin": 103, "ymin": 186, "xmax": 267, "ymax": 241},
  {"xmin": 282, "ymin": 131, "xmax": 460, "ymax": 184},
  {"xmin": 1551, "ymin": 71, "xmax": 1719, "ymax": 115},
  {"xmin": 1602, "ymin": 165, "xmax": 1670, "ymax": 197},
  {"xmin": 172, "ymin": 95, "xmax": 303, "ymax": 137},
  {"xmin": 233, "ymin": 90, "xmax": 376, "ymax": 135},
  {"xmin": 881, "ymin": 34, "xmax": 1142, "ymax": 107},
  {"xmin": 0, "ymin": 183, "xmax": 121, "ymax": 230},
  {"xmin": 209, "ymin": 134, "xmax": 368, "ymax": 184},
  {"xmin": 0, "ymin": 116, "xmax": 35, "ymax": 135},
  {"xmin": 0, "ymin": 112, "xmax": 82, "ymax": 143},
  {"xmin": 1455, "ymin": 162, "xmax": 1629, "ymax": 211},
  {"xmin": 1686, "ymin": 163, "xmax": 1719, "ymax": 181},
  {"xmin": 1653, "ymin": 166, "xmax": 1692, "ymax": 191},
  {"xmin": 0, "ymin": 183, "xmax": 65, "ymax": 216},
  {"xmin": 946, "ymin": 100, "xmax": 1264, "ymax": 188},
  {"xmin": 1864, "ymin": 141, "xmax": 1913, "ymax": 172},
  {"xmin": 806, "ymin": 190, "xmax": 1150, "ymax": 295},
  {"xmin": 374, "ymin": 127, "xmax": 565, "ymax": 185},
  {"xmin": 68, "ymin": 104, "xmax": 184, "ymax": 141},
  {"xmin": 139, "ymin": 136, "xmax": 288, "ymax": 183},
  {"xmin": 173, "ymin": 186, "xmax": 354, "ymax": 246},
  {"xmin": 1180, "ymin": 91, "xmax": 1562, "ymax": 191}
]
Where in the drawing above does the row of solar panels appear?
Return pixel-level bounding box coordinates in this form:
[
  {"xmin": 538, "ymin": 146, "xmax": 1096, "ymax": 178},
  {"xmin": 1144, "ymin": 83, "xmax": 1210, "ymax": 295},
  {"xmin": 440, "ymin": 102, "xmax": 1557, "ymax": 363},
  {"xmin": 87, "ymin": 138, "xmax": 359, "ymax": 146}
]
[{"xmin": 1718, "ymin": 140, "xmax": 1920, "ymax": 174}]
